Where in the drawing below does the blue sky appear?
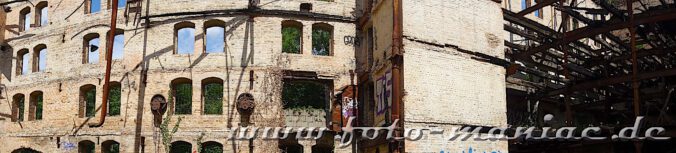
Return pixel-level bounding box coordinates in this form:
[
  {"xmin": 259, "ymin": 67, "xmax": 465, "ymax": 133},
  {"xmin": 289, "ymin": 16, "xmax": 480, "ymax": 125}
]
[
  {"xmin": 89, "ymin": 38, "xmax": 100, "ymax": 64},
  {"xmin": 113, "ymin": 34, "xmax": 124, "ymax": 59},
  {"xmin": 118, "ymin": 0, "xmax": 126, "ymax": 8},
  {"xmin": 40, "ymin": 8, "xmax": 48, "ymax": 26},
  {"xmin": 91, "ymin": 0, "xmax": 101, "ymax": 13},
  {"xmin": 22, "ymin": 53, "xmax": 29, "ymax": 74},
  {"xmin": 177, "ymin": 28, "xmax": 195, "ymax": 54},
  {"xmin": 205, "ymin": 27, "xmax": 224, "ymax": 53},
  {"xmin": 24, "ymin": 13, "xmax": 30, "ymax": 31},
  {"xmin": 39, "ymin": 48, "xmax": 47, "ymax": 72}
]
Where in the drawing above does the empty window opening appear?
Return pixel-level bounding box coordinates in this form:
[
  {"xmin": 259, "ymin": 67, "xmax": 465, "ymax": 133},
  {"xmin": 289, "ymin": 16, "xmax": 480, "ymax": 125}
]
[
  {"xmin": 11, "ymin": 148, "xmax": 40, "ymax": 153},
  {"xmin": 19, "ymin": 7, "xmax": 30, "ymax": 32},
  {"xmin": 80, "ymin": 84, "xmax": 97, "ymax": 118},
  {"xmin": 171, "ymin": 78, "xmax": 192, "ymax": 115},
  {"xmin": 282, "ymin": 80, "xmax": 330, "ymax": 109},
  {"xmin": 202, "ymin": 78, "xmax": 223, "ymax": 115},
  {"xmin": 17, "ymin": 49, "xmax": 30, "ymax": 75},
  {"xmin": 170, "ymin": 141, "xmax": 192, "ymax": 153},
  {"xmin": 175, "ymin": 22, "xmax": 196, "ymax": 55},
  {"xmin": 282, "ymin": 20, "xmax": 302, "ymax": 54},
  {"xmin": 36, "ymin": 2, "xmax": 48, "ymax": 27},
  {"xmin": 312, "ymin": 23, "xmax": 333, "ymax": 56},
  {"xmin": 79, "ymin": 140, "xmax": 95, "ymax": 153},
  {"xmin": 29, "ymin": 91, "xmax": 43, "ymax": 121},
  {"xmin": 109, "ymin": 29, "xmax": 124, "ymax": 60},
  {"xmin": 201, "ymin": 141, "xmax": 223, "ymax": 153},
  {"xmin": 108, "ymin": 82, "xmax": 121, "ymax": 116},
  {"xmin": 33, "ymin": 45, "xmax": 47, "ymax": 72},
  {"xmin": 12, "ymin": 94, "xmax": 25, "ymax": 122},
  {"xmin": 205, "ymin": 20, "xmax": 225, "ymax": 54},
  {"xmin": 87, "ymin": 0, "xmax": 101, "ymax": 14},
  {"xmin": 84, "ymin": 33, "xmax": 100, "ymax": 64},
  {"xmin": 102, "ymin": 140, "xmax": 120, "ymax": 153}
]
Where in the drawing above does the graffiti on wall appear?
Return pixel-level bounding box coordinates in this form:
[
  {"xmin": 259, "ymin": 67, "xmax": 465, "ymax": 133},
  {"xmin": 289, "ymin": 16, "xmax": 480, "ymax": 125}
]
[{"xmin": 374, "ymin": 70, "xmax": 392, "ymax": 127}]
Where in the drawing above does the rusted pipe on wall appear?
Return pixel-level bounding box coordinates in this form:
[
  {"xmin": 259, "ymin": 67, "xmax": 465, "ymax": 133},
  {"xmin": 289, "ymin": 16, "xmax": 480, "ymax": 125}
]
[
  {"xmin": 391, "ymin": 0, "xmax": 404, "ymax": 152},
  {"xmin": 90, "ymin": 0, "xmax": 120, "ymax": 127}
]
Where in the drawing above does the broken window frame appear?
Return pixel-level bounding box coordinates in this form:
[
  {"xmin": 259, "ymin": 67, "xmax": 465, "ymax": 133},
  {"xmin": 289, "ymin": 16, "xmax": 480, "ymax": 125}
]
[
  {"xmin": 201, "ymin": 77, "xmax": 223, "ymax": 115},
  {"xmin": 311, "ymin": 23, "xmax": 334, "ymax": 56},
  {"xmin": 282, "ymin": 20, "xmax": 303, "ymax": 54},
  {"xmin": 204, "ymin": 20, "xmax": 226, "ymax": 54},
  {"xmin": 282, "ymin": 72, "xmax": 334, "ymax": 127}
]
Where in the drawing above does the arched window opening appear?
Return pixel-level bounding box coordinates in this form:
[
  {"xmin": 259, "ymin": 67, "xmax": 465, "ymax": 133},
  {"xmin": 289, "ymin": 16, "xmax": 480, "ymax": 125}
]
[
  {"xmin": 80, "ymin": 84, "xmax": 97, "ymax": 118},
  {"xmin": 170, "ymin": 141, "xmax": 192, "ymax": 153},
  {"xmin": 108, "ymin": 82, "xmax": 121, "ymax": 116},
  {"xmin": 171, "ymin": 78, "xmax": 192, "ymax": 115},
  {"xmin": 11, "ymin": 148, "xmax": 41, "ymax": 153},
  {"xmin": 29, "ymin": 91, "xmax": 43, "ymax": 121},
  {"xmin": 175, "ymin": 22, "xmax": 196, "ymax": 55},
  {"xmin": 12, "ymin": 94, "xmax": 26, "ymax": 122},
  {"xmin": 78, "ymin": 140, "xmax": 95, "ymax": 153},
  {"xmin": 84, "ymin": 33, "xmax": 101, "ymax": 64},
  {"xmin": 33, "ymin": 44, "xmax": 47, "ymax": 72},
  {"xmin": 204, "ymin": 20, "xmax": 225, "ymax": 54},
  {"xmin": 108, "ymin": 29, "xmax": 125, "ymax": 60},
  {"xmin": 17, "ymin": 49, "xmax": 30, "ymax": 75},
  {"xmin": 312, "ymin": 23, "xmax": 333, "ymax": 56},
  {"xmin": 36, "ymin": 2, "xmax": 48, "ymax": 27},
  {"xmin": 202, "ymin": 78, "xmax": 223, "ymax": 115},
  {"xmin": 87, "ymin": 0, "xmax": 101, "ymax": 14},
  {"xmin": 282, "ymin": 20, "xmax": 302, "ymax": 54},
  {"xmin": 201, "ymin": 141, "xmax": 223, "ymax": 153},
  {"xmin": 102, "ymin": 140, "xmax": 120, "ymax": 153},
  {"xmin": 19, "ymin": 7, "xmax": 31, "ymax": 32}
]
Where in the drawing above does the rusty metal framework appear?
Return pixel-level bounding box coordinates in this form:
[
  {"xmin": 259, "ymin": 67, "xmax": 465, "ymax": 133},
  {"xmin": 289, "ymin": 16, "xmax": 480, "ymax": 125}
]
[{"xmin": 505, "ymin": 0, "xmax": 676, "ymax": 152}]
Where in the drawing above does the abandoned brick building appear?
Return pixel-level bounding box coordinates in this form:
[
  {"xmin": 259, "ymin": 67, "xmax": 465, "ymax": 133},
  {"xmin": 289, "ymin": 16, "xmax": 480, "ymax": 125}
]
[{"xmin": 1, "ymin": 0, "xmax": 675, "ymax": 153}]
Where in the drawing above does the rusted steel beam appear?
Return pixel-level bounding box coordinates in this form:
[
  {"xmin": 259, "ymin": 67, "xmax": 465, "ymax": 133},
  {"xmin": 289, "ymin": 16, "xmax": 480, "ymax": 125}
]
[
  {"xmin": 516, "ymin": 0, "xmax": 558, "ymax": 16},
  {"xmin": 513, "ymin": 7, "xmax": 676, "ymax": 60},
  {"xmin": 90, "ymin": 0, "xmax": 120, "ymax": 128},
  {"xmin": 545, "ymin": 67, "xmax": 676, "ymax": 97}
]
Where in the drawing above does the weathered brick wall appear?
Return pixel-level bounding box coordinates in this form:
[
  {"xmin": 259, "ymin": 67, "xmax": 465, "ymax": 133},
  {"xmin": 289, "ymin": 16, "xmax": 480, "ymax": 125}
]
[
  {"xmin": 0, "ymin": 0, "xmax": 356, "ymax": 152},
  {"xmin": 402, "ymin": 0, "xmax": 508, "ymax": 152}
]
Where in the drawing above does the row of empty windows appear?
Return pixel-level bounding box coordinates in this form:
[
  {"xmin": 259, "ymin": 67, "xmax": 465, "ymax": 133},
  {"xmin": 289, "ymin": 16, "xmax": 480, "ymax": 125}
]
[
  {"xmin": 86, "ymin": 0, "xmax": 127, "ymax": 14},
  {"xmin": 10, "ymin": 77, "xmax": 225, "ymax": 121},
  {"xmin": 16, "ymin": 45, "xmax": 47, "ymax": 75},
  {"xmin": 11, "ymin": 91, "xmax": 43, "ymax": 122},
  {"xmin": 19, "ymin": 2, "xmax": 48, "ymax": 32},
  {"xmin": 76, "ymin": 140, "xmax": 120, "ymax": 153},
  {"xmin": 83, "ymin": 30, "xmax": 125, "ymax": 64},
  {"xmin": 281, "ymin": 20, "xmax": 333, "ymax": 56}
]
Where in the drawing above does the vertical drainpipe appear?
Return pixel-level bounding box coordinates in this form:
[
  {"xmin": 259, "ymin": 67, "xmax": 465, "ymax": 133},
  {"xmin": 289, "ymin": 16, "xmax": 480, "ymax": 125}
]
[
  {"xmin": 391, "ymin": 0, "xmax": 404, "ymax": 152},
  {"xmin": 90, "ymin": 0, "xmax": 120, "ymax": 127}
]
